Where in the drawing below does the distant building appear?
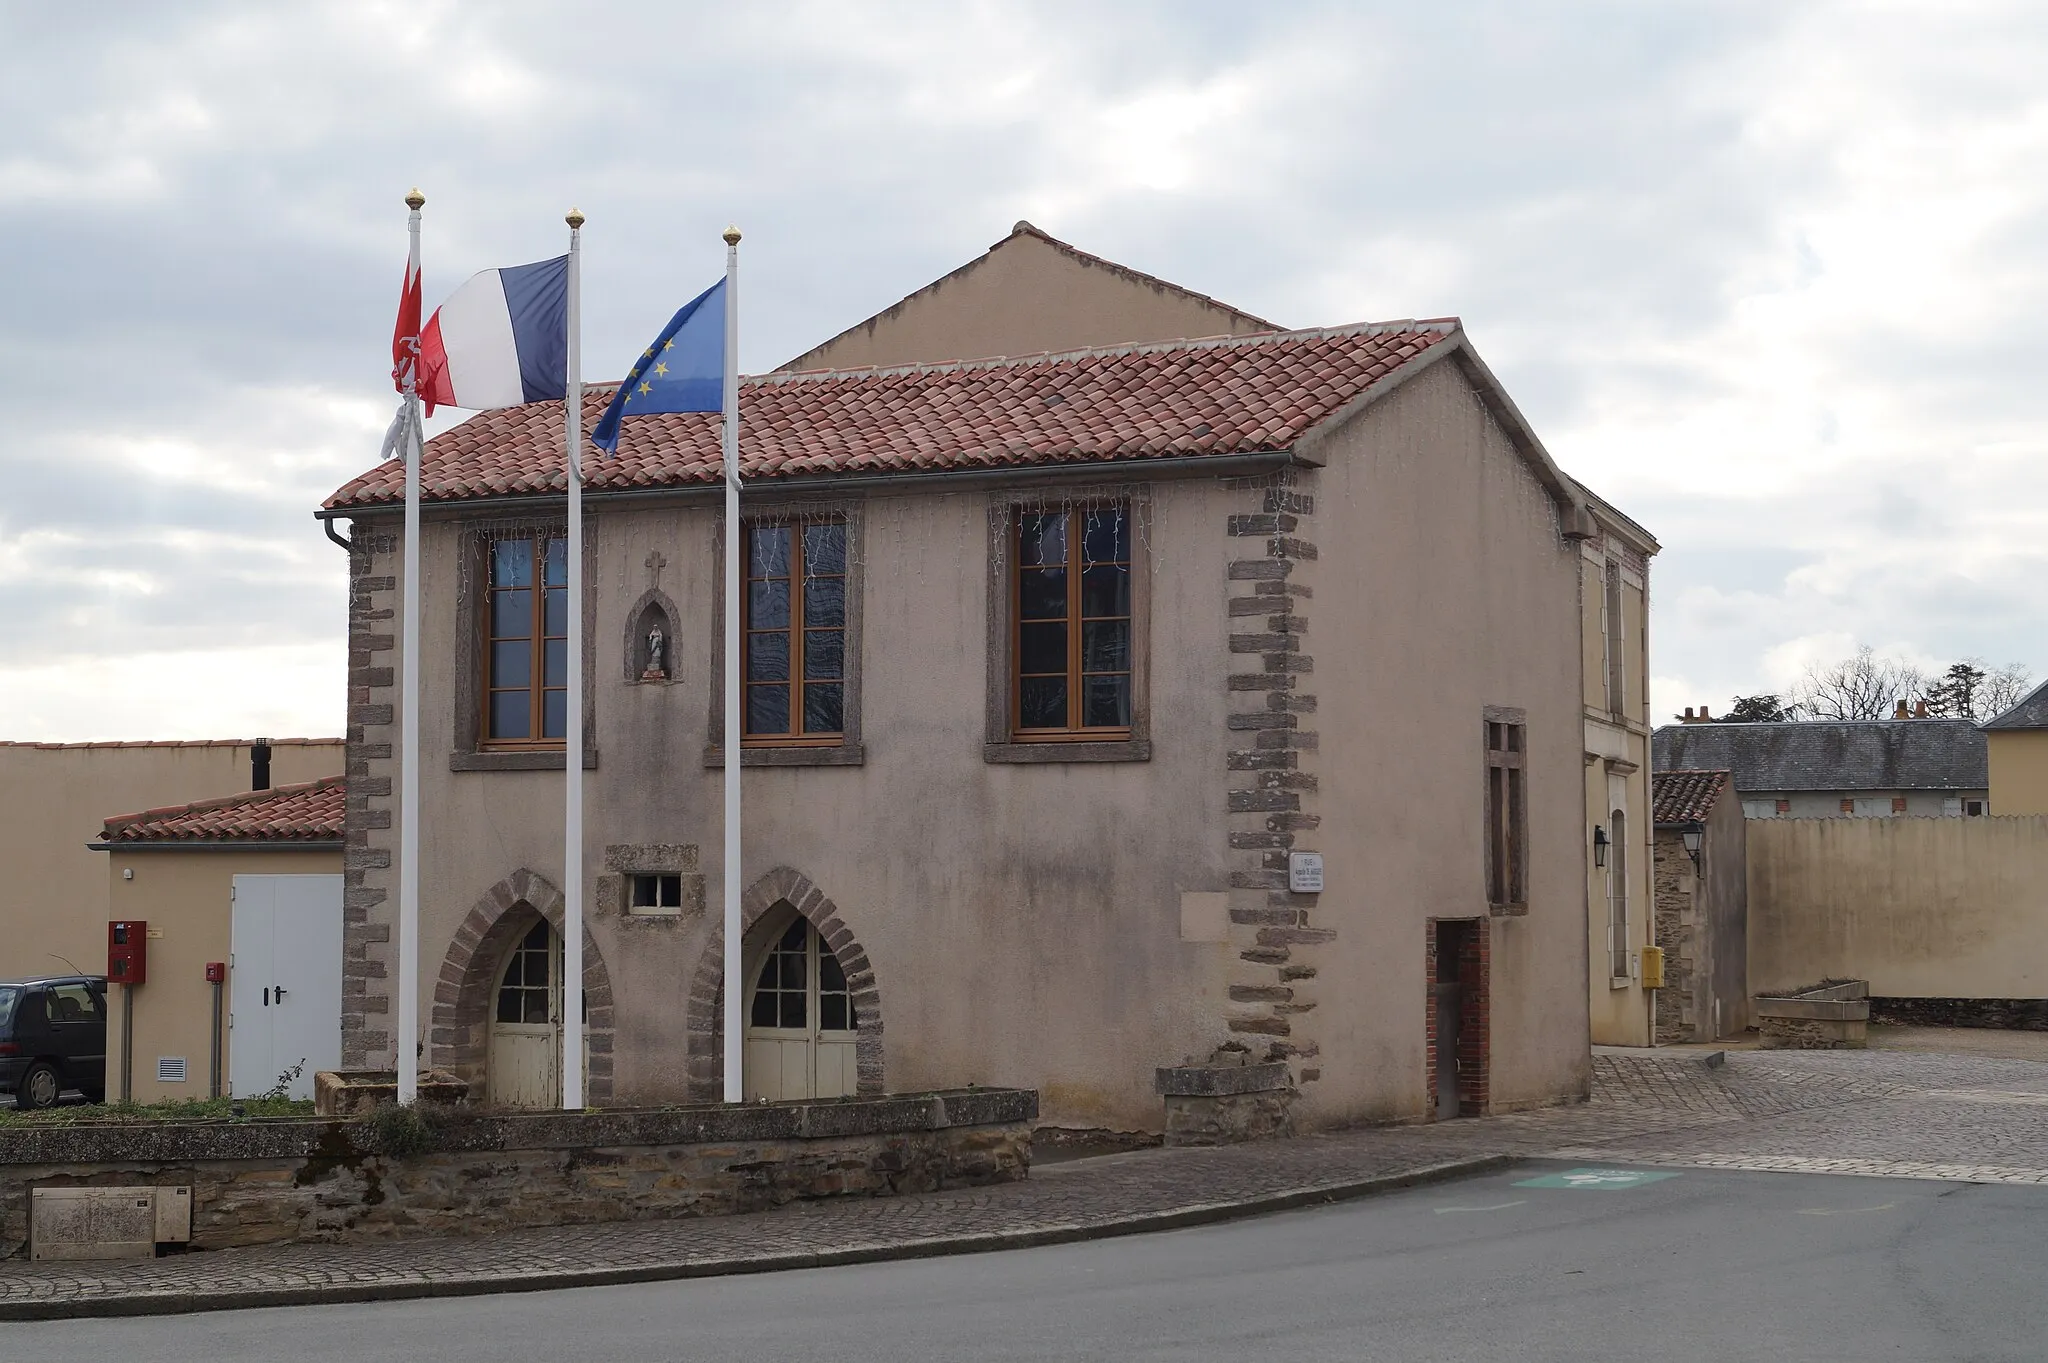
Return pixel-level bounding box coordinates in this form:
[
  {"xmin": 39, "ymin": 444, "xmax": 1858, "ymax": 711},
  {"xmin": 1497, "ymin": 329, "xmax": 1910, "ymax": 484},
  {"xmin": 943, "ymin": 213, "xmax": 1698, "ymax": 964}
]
[
  {"xmin": 1983, "ymin": 679, "xmax": 2048, "ymax": 815},
  {"xmin": 1648, "ymin": 770, "xmax": 1745, "ymax": 1043},
  {"xmin": 1651, "ymin": 720, "xmax": 1987, "ymax": 818}
]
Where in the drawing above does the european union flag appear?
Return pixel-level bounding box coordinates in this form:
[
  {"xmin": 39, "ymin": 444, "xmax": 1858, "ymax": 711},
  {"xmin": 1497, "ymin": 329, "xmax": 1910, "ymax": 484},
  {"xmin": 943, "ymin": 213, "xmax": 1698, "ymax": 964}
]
[{"xmin": 590, "ymin": 278, "xmax": 725, "ymax": 454}]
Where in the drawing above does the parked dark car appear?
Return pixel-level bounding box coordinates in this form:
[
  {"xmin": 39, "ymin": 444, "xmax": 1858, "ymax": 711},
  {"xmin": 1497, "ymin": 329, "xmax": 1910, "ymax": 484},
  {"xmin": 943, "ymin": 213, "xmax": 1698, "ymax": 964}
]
[{"xmin": 0, "ymin": 975, "xmax": 107, "ymax": 1109}]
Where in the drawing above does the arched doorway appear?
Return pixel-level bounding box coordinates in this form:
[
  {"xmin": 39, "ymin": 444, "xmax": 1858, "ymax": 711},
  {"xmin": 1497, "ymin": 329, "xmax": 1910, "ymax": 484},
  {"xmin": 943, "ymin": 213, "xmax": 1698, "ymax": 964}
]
[
  {"xmin": 489, "ymin": 919, "xmax": 560, "ymax": 1108},
  {"xmin": 743, "ymin": 907, "xmax": 859, "ymax": 1101}
]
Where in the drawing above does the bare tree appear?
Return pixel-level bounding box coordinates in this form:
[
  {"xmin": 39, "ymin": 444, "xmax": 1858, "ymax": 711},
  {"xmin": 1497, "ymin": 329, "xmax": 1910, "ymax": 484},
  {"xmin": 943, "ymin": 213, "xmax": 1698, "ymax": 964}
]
[
  {"xmin": 1790, "ymin": 647, "xmax": 1927, "ymax": 721},
  {"xmin": 1981, "ymin": 662, "xmax": 2033, "ymax": 719}
]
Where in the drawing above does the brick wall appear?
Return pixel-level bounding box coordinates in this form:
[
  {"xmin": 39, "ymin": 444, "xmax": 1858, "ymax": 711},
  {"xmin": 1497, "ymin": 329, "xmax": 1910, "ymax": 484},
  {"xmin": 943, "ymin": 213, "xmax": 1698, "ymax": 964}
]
[
  {"xmin": 342, "ymin": 533, "xmax": 398, "ymax": 1070},
  {"xmin": 1221, "ymin": 475, "xmax": 1330, "ymax": 1086}
]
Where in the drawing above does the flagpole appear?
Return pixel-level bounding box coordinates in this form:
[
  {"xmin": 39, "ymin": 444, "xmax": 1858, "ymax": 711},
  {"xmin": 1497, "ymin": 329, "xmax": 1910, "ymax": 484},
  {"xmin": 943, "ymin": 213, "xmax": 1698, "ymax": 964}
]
[
  {"xmin": 398, "ymin": 188, "xmax": 425, "ymax": 1107},
  {"xmin": 721, "ymin": 225, "xmax": 744, "ymax": 1104},
  {"xmin": 563, "ymin": 208, "xmax": 586, "ymax": 1110}
]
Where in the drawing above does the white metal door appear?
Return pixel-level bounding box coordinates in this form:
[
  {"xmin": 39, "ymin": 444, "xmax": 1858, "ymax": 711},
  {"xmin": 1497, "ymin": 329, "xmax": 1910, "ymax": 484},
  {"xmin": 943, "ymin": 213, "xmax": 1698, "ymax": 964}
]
[{"xmin": 229, "ymin": 875, "xmax": 343, "ymax": 1100}]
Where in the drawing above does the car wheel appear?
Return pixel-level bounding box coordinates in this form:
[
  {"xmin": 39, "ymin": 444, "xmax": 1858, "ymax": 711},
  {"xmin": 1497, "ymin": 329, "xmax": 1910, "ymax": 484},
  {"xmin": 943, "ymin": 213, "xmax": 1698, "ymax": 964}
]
[{"xmin": 18, "ymin": 1062, "xmax": 61, "ymax": 1110}]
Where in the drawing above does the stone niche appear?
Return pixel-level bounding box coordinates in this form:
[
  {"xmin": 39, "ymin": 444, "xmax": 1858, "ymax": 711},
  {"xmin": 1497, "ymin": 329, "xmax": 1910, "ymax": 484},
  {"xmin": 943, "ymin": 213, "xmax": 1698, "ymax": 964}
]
[
  {"xmin": 1755, "ymin": 980, "xmax": 1870, "ymax": 1050},
  {"xmin": 0, "ymin": 1088, "xmax": 1034, "ymax": 1258},
  {"xmin": 1154, "ymin": 1060, "xmax": 1295, "ymax": 1146}
]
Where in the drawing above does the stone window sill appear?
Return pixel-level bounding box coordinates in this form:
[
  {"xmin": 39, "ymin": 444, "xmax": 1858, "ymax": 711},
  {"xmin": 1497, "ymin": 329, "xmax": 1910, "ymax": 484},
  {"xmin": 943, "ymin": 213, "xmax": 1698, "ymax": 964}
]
[
  {"xmin": 703, "ymin": 744, "xmax": 866, "ymax": 768},
  {"xmin": 984, "ymin": 739, "xmax": 1152, "ymax": 764},
  {"xmin": 452, "ymin": 749, "xmax": 600, "ymax": 772}
]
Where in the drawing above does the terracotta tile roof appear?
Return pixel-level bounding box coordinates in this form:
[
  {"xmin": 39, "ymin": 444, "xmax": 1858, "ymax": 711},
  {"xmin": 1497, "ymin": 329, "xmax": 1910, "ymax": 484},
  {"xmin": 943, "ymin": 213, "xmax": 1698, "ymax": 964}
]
[
  {"xmin": 1651, "ymin": 769, "xmax": 1730, "ymax": 825},
  {"xmin": 99, "ymin": 776, "xmax": 346, "ymax": 845},
  {"xmin": 325, "ymin": 321, "xmax": 1462, "ymax": 510}
]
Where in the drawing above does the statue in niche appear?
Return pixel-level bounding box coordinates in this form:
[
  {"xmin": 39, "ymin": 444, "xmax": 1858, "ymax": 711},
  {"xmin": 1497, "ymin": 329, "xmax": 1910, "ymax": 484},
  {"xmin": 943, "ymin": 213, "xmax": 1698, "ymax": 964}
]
[{"xmin": 642, "ymin": 624, "xmax": 667, "ymax": 681}]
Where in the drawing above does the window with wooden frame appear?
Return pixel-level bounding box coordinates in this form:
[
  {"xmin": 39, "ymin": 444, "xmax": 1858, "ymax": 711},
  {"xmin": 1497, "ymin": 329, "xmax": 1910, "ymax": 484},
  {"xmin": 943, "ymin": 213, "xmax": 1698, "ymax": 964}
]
[
  {"xmin": 1484, "ymin": 712, "xmax": 1527, "ymax": 912},
  {"xmin": 1012, "ymin": 504, "xmax": 1132, "ymax": 739},
  {"xmin": 742, "ymin": 520, "xmax": 847, "ymax": 744},
  {"xmin": 483, "ymin": 532, "xmax": 568, "ymax": 746}
]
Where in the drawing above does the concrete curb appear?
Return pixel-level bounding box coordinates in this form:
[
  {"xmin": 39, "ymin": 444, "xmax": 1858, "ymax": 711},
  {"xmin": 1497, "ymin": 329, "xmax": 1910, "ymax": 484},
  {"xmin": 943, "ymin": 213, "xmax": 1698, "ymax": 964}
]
[{"xmin": 0, "ymin": 1153, "xmax": 1513, "ymax": 1321}]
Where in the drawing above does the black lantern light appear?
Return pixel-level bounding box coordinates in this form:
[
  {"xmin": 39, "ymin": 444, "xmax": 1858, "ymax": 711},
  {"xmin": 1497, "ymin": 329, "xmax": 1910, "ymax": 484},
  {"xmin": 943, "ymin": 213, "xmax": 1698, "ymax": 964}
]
[
  {"xmin": 1681, "ymin": 821, "xmax": 1705, "ymax": 869},
  {"xmin": 1592, "ymin": 825, "xmax": 1609, "ymax": 868}
]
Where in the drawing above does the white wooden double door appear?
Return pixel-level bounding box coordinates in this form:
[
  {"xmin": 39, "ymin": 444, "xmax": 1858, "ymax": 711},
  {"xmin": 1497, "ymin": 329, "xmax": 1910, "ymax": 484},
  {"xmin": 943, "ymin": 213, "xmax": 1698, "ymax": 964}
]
[
  {"xmin": 743, "ymin": 914, "xmax": 859, "ymax": 1102},
  {"xmin": 229, "ymin": 875, "xmax": 344, "ymax": 1101}
]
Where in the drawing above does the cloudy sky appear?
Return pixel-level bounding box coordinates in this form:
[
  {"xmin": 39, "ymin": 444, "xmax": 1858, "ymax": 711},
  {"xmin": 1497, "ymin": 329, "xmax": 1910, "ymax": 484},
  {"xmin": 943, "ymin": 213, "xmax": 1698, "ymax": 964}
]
[{"xmin": 3, "ymin": 2, "xmax": 2044, "ymax": 739}]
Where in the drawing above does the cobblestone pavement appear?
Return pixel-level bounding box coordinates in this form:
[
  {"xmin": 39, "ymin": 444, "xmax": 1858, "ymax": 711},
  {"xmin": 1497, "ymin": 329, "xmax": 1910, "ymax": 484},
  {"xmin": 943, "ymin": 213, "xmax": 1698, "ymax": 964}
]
[{"xmin": 7, "ymin": 1038, "xmax": 2048, "ymax": 1317}]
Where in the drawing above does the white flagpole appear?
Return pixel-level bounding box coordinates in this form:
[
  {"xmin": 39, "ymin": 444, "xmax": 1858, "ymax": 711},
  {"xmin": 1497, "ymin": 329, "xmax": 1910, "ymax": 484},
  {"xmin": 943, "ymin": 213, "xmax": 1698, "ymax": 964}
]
[
  {"xmin": 562, "ymin": 208, "xmax": 586, "ymax": 1109},
  {"xmin": 721, "ymin": 225, "xmax": 744, "ymax": 1103},
  {"xmin": 397, "ymin": 188, "xmax": 425, "ymax": 1107}
]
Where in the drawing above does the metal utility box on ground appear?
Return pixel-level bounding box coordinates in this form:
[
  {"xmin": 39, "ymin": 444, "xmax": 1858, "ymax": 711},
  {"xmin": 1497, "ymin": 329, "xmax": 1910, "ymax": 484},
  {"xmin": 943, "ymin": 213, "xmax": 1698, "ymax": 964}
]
[{"xmin": 30, "ymin": 1185, "xmax": 191, "ymax": 1261}]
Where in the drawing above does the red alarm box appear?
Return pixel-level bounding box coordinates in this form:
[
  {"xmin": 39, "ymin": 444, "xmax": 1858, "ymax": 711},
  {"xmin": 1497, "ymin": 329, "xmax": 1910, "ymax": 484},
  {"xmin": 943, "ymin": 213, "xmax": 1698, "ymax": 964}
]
[
  {"xmin": 205, "ymin": 962, "xmax": 225, "ymax": 984},
  {"xmin": 107, "ymin": 920, "xmax": 148, "ymax": 986}
]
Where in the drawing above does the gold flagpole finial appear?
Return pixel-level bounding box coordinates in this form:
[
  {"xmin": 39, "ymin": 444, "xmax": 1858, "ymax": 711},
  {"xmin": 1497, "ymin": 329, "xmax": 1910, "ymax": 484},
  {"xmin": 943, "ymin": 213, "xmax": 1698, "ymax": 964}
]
[
  {"xmin": 404, "ymin": 187, "xmax": 425, "ymax": 210},
  {"xmin": 566, "ymin": 207, "xmax": 586, "ymax": 229},
  {"xmin": 722, "ymin": 224, "xmax": 742, "ymax": 245}
]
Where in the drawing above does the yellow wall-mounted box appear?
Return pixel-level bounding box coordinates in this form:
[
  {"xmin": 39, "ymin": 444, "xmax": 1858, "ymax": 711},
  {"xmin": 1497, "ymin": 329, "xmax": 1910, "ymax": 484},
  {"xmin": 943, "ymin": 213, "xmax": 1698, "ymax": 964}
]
[{"xmin": 1640, "ymin": 945, "xmax": 1665, "ymax": 989}]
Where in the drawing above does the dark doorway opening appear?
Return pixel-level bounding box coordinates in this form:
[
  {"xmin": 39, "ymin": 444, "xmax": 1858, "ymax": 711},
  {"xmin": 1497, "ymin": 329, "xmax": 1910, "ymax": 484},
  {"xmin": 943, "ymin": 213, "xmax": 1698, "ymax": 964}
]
[{"xmin": 1430, "ymin": 919, "xmax": 1489, "ymax": 1119}]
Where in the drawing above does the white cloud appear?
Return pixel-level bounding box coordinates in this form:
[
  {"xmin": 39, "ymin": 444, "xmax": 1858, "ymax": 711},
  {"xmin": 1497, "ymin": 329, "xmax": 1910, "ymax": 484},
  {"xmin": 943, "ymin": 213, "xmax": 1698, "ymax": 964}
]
[{"xmin": 2, "ymin": 1, "xmax": 2045, "ymax": 738}]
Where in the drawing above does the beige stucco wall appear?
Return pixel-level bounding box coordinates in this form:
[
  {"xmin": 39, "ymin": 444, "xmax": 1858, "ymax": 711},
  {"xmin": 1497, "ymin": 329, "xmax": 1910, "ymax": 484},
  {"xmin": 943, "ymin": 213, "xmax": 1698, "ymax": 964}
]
[
  {"xmin": 1748, "ymin": 816, "xmax": 2048, "ymax": 998},
  {"xmin": 1580, "ymin": 542, "xmax": 1655, "ymax": 1046},
  {"xmin": 1988, "ymin": 731, "xmax": 2048, "ymax": 816},
  {"xmin": 1304, "ymin": 359, "xmax": 1590, "ymax": 1119},
  {"xmin": 0, "ymin": 741, "xmax": 341, "ymax": 988},
  {"xmin": 104, "ymin": 847, "xmax": 341, "ymax": 1104},
  {"xmin": 376, "ymin": 486, "xmax": 1234, "ymax": 1131},
  {"xmin": 783, "ymin": 230, "xmax": 1274, "ymax": 373},
  {"xmin": 347, "ymin": 365, "xmax": 1591, "ymax": 1132}
]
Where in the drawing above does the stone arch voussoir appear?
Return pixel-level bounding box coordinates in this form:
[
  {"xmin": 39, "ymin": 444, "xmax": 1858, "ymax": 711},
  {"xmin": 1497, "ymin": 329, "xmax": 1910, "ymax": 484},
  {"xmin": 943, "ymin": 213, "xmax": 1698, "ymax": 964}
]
[
  {"xmin": 430, "ymin": 867, "xmax": 617, "ymax": 1105},
  {"xmin": 684, "ymin": 866, "xmax": 884, "ymax": 1101}
]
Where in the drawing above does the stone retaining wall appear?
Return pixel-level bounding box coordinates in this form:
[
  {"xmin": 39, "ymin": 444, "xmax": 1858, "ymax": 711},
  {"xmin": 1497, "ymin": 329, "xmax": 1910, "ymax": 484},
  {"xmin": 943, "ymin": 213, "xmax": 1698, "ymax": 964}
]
[{"xmin": 1, "ymin": 1089, "xmax": 1033, "ymax": 1259}]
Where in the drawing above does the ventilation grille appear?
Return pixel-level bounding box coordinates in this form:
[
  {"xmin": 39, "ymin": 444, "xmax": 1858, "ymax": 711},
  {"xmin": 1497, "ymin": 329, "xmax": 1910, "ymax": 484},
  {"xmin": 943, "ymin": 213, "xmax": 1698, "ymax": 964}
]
[{"xmin": 156, "ymin": 1056, "xmax": 188, "ymax": 1084}]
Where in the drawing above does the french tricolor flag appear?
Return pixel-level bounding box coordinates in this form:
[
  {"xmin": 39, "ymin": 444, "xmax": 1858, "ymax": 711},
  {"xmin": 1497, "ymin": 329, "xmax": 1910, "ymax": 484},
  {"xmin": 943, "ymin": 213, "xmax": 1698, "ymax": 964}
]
[{"xmin": 416, "ymin": 255, "xmax": 570, "ymax": 413}]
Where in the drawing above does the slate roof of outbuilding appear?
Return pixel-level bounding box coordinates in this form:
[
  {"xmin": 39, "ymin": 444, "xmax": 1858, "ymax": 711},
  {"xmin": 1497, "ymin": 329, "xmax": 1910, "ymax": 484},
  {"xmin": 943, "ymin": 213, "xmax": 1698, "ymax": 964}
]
[
  {"xmin": 99, "ymin": 776, "xmax": 347, "ymax": 845},
  {"xmin": 1650, "ymin": 769, "xmax": 1730, "ymax": 826},
  {"xmin": 1651, "ymin": 721, "xmax": 1988, "ymax": 794},
  {"xmin": 324, "ymin": 321, "xmax": 1462, "ymax": 510},
  {"xmin": 1983, "ymin": 678, "xmax": 2048, "ymax": 731}
]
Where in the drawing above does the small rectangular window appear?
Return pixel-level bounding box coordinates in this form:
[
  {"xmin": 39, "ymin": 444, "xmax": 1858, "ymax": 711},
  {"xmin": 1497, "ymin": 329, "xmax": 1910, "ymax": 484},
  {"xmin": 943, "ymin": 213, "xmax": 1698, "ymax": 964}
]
[
  {"xmin": 630, "ymin": 874, "xmax": 684, "ymax": 911},
  {"xmin": 1013, "ymin": 505, "xmax": 1132, "ymax": 738},
  {"xmin": 1484, "ymin": 713, "xmax": 1527, "ymax": 911}
]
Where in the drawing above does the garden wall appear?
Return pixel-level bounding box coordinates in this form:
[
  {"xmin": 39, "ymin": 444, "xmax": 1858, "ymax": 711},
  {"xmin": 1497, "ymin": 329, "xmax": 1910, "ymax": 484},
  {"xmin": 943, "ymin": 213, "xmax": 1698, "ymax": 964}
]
[{"xmin": 1, "ymin": 1089, "xmax": 1033, "ymax": 1258}]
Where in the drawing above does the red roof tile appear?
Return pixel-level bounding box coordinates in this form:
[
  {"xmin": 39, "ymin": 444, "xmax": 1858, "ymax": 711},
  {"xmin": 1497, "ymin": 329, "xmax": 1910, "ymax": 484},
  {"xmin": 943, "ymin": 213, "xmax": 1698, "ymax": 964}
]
[
  {"xmin": 326, "ymin": 322, "xmax": 1461, "ymax": 510},
  {"xmin": 100, "ymin": 777, "xmax": 346, "ymax": 845},
  {"xmin": 1651, "ymin": 770, "xmax": 1730, "ymax": 826}
]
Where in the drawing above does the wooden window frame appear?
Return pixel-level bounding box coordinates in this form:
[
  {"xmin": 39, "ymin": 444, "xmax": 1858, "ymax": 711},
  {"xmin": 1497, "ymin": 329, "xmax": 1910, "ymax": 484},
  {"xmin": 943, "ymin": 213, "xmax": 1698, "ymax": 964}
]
[
  {"xmin": 705, "ymin": 504, "xmax": 865, "ymax": 768},
  {"xmin": 451, "ymin": 519, "xmax": 598, "ymax": 773},
  {"xmin": 985, "ymin": 491, "xmax": 1151, "ymax": 764},
  {"xmin": 479, "ymin": 530, "xmax": 569, "ymax": 752},
  {"xmin": 740, "ymin": 518, "xmax": 850, "ymax": 749},
  {"xmin": 1483, "ymin": 707, "xmax": 1527, "ymax": 915}
]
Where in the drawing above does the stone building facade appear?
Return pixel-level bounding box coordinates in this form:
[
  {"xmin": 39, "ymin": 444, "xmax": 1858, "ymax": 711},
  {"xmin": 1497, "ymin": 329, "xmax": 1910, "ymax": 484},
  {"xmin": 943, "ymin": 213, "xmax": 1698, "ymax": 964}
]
[
  {"xmin": 322, "ymin": 314, "xmax": 1613, "ymax": 1135},
  {"xmin": 1649, "ymin": 769, "xmax": 1747, "ymax": 1044}
]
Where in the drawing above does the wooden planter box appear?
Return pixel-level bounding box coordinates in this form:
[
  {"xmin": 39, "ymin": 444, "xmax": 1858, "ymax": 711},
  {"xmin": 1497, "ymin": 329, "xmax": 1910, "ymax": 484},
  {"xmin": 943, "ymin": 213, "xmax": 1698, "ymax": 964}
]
[{"xmin": 1754, "ymin": 980, "xmax": 1869, "ymax": 1050}]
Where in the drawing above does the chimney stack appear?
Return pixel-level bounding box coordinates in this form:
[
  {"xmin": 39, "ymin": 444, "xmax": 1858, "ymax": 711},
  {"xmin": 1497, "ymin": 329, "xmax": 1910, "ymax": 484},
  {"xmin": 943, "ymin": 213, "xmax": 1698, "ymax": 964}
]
[
  {"xmin": 1701, "ymin": 705, "xmax": 1713, "ymax": 722},
  {"xmin": 1682, "ymin": 707, "xmax": 1695, "ymax": 722},
  {"xmin": 1893, "ymin": 701, "xmax": 1910, "ymax": 720},
  {"xmin": 1914, "ymin": 699, "xmax": 1929, "ymax": 719},
  {"xmin": 251, "ymin": 739, "xmax": 272, "ymax": 791}
]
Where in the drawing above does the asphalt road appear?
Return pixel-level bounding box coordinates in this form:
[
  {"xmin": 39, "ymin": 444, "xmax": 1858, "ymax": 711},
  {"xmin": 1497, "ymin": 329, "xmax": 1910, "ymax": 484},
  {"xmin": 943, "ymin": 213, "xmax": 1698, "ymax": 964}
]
[{"xmin": 9, "ymin": 1160, "xmax": 2045, "ymax": 1362}]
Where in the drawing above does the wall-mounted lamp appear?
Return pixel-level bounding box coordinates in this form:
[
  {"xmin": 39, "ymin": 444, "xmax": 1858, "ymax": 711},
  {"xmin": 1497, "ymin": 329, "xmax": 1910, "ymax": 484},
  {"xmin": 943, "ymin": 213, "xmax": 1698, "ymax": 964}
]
[
  {"xmin": 1681, "ymin": 822, "xmax": 1705, "ymax": 870},
  {"xmin": 1592, "ymin": 825, "xmax": 1609, "ymax": 868}
]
